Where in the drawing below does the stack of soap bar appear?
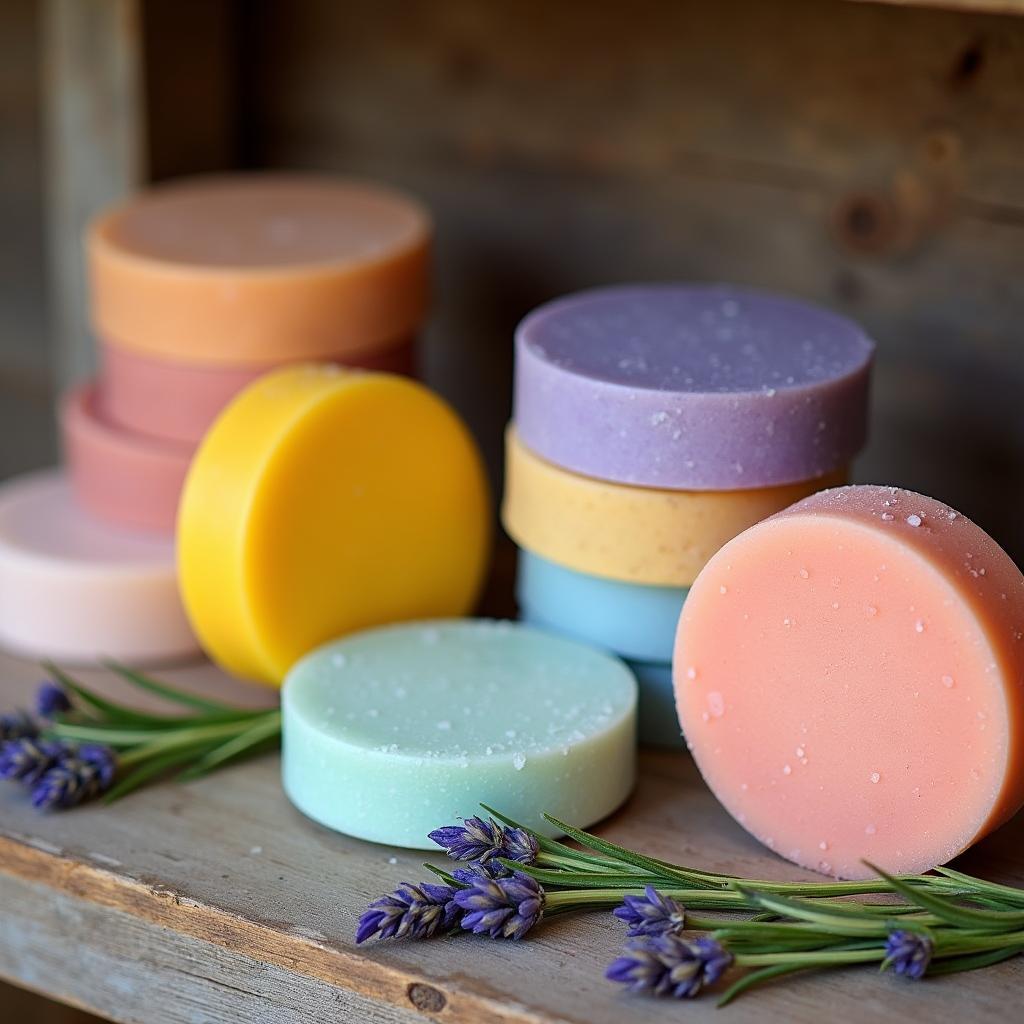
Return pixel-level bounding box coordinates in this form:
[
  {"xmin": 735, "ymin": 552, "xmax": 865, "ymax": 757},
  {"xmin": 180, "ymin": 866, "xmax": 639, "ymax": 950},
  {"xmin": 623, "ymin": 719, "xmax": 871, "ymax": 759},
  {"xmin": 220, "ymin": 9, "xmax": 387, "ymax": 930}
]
[
  {"xmin": 504, "ymin": 284, "xmax": 874, "ymax": 746},
  {"xmin": 282, "ymin": 620, "xmax": 637, "ymax": 847},
  {"xmin": 0, "ymin": 174, "xmax": 435, "ymax": 665},
  {"xmin": 676, "ymin": 485, "xmax": 1024, "ymax": 878},
  {"xmin": 64, "ymin": 173, "xmax": 431, "ymax": 532},
  {"xmin": 178, "ymin": 365, "xmax": 490, "ymax": 684}
]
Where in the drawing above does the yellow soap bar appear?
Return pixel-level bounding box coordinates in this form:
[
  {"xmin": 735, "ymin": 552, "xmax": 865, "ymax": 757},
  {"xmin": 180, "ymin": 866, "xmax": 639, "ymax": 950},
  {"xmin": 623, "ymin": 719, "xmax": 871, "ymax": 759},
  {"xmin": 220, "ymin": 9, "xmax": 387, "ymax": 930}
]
[
  {"xmin": 178, "ymin": 366, "xmax": 490, "ymax": 684},
  {"xmin": 503, "ymin": 427, "xmax": 843, "ymax": 586}
]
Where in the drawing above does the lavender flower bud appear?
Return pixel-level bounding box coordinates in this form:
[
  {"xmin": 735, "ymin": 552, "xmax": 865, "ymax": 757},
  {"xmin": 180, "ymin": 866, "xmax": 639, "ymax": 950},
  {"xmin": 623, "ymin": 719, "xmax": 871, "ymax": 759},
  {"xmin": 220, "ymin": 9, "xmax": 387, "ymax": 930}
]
[
  {"xmin": 606, "ymin": 933, "xmax": 733, "ymax": 999},
  {"xmin": 613, "ymin": 885, "xmax": 687, "ymax": 937},
  {"xmin": 0, "ymin": 737, "xmax": 68, "ymax": 785},
  {"xmin": 454, "ymin": 870, "xmax": 545, "ymax": 940},
  {"xmin": 428, "ymin": 815, "xmax": 539, "ymax": 867},
  {"xmin": 30, "ymin": 744, "xmax": 117, "ymax": 810},
  {"xmin": 35, "ymin": 682, "xmax": 72, "ymax": 718},
  {"xmin": 883, "ymin": 929, "xmax": 933, "ymax": 979},
  {"xmin": 356, "ymin": 882, "xmax": 461, "ymax": 944},
  {"xmin": 0, "ymin": 710, "xmax": 37, "ymax": 743}
]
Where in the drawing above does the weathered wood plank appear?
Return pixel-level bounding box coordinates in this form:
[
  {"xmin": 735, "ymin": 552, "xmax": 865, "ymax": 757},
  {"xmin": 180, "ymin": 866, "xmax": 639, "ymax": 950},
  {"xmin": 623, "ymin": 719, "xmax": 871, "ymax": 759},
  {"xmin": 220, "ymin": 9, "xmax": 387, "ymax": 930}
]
[
  {"xmin": 42, "ymin": 0, "xmax": 147, "ymax": 388},
  {"xmin": 1, "ymin": 653, "xmax": 1023, "ymax": 1022},
  {"xmin": 0, "ymin": 874, "xmax": 425, "ymax": 1024}
]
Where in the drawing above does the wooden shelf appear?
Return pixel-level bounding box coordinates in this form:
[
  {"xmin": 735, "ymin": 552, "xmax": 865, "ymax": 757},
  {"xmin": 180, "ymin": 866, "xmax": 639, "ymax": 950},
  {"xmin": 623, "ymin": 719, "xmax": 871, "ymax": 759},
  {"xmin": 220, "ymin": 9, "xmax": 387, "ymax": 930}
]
[
  {"xmin": 848, "ymin": 0, "xmax": 1024, "ymax": 14},
  {"xmin": 1, "ymin": 652, "xmax": 1022, "ymax": 1022}
]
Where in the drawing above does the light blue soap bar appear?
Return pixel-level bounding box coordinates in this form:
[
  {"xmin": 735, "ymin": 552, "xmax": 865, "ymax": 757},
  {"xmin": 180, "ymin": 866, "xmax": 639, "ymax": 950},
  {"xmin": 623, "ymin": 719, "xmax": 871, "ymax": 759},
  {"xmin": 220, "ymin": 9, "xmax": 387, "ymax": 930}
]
[
  {"xmin": 627, "ymin": 660, "xmax": 686, "ymax": 750},
  {"xmin": 282, "ymin": 619, "xmax": 637, "ymax": 849},
  {"xmin": 517, "ymin": 550, "xmax": 687, "ymax": 663}
]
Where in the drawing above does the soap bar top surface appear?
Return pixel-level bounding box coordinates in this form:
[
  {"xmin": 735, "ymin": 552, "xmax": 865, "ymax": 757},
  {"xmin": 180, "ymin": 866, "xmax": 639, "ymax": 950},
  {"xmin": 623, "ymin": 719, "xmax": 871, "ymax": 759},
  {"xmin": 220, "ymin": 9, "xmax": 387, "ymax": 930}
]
[
  {"xmin": 97, "ymin": 174, "xmax": 428, "ymax": 270},
  {"xmin": 282, "ymin": 620, "xmax": 637, "ymax": 847},
  {"xmin": 515, "ymin": 284, "xmax": 874, "ymax": 488},
  {"xmin": 675, "ymin": 485, "xmax": 1024, "ymax": 879}
]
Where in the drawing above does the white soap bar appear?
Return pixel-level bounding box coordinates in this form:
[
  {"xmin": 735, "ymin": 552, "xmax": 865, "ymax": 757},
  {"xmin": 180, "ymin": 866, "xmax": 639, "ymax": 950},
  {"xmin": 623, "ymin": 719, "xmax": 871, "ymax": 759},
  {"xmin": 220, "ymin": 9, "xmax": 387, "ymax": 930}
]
[{"xmin": 0, "ymin": 470, "xmax": 199, "ymax": 663}]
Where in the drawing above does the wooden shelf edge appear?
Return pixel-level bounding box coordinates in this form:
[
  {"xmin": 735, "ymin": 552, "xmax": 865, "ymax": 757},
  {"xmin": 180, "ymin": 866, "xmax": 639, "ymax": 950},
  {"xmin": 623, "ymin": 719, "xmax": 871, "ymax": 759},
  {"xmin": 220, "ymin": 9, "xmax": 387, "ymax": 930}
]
[{"xmin": 0, "ymin": 833, "xmax": 564, "ymax": 1024}]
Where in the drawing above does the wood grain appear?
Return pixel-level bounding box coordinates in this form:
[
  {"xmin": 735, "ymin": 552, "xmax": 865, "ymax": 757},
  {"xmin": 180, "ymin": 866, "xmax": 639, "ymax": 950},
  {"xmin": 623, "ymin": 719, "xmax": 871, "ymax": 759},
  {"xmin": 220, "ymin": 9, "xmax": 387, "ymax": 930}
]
[{"xmin": 1, "ymin": 653, "xmax": 1023, "ymax": 1022}]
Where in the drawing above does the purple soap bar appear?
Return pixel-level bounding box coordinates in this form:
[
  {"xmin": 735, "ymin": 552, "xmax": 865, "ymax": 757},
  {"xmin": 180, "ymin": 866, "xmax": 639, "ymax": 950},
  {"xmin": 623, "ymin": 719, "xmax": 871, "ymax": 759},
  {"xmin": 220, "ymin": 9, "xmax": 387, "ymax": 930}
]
[{"xmin": 514, "ymin": 284, "xmax": 874, "ymax": 489}]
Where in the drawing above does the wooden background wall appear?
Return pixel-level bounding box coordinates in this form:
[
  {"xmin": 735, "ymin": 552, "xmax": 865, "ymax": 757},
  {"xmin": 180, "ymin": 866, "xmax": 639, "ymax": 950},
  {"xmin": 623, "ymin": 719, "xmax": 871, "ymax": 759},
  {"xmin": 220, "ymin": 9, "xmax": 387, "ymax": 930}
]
[{"xmin": 2, "ymin": 0, "xmax": 1023, "ymax": 564}]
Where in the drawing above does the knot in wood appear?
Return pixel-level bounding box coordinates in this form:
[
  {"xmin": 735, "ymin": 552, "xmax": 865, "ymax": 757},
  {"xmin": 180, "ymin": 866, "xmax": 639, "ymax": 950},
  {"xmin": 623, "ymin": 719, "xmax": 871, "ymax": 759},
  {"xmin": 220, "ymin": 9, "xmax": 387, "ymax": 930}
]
[{"xmin": 407, "ymin": 982, "xmax": 446, "ymax": 1013}]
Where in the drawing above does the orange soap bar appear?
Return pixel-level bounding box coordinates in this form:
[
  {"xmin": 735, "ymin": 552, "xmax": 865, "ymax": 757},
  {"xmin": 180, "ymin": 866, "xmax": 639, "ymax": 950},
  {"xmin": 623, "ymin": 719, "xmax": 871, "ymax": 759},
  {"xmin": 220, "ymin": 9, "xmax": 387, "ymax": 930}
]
[
  {"xmin": 676, "ymin": 485, "xmax": 1024, "ymax": 879},
  {"xmin": 89, "ymin": 174, "xmax": 430, "ymax": 365}
]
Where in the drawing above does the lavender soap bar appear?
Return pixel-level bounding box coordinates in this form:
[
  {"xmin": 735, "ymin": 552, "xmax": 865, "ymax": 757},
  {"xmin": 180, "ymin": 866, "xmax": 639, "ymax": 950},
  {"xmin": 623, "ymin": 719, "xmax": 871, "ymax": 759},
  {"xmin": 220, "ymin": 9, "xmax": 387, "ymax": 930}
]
[
  {"xmin": 514, "ymin": 284, "xmax": 875, "ymax": 489},
  {"xmin": 282, "ymin": 620, "xmax": 637, "ymax": 848}
]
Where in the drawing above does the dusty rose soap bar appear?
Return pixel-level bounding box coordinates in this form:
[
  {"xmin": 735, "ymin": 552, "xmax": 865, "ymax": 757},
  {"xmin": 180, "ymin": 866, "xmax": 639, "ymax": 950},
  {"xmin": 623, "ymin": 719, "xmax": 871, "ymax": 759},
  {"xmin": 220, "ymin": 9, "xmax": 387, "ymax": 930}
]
[{"xmin": 675, "ymin": 485, "xmax": 1024, "ymax": 879}]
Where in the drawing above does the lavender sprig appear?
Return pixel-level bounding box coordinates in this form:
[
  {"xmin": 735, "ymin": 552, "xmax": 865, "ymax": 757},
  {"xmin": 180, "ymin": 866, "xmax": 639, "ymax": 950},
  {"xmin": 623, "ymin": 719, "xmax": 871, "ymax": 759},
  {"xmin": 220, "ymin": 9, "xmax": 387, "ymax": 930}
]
[
  {"xmin": 0, "ymin": 737, "xmax": 68, "ymax": 784},
  {"xmin": 0, "ymin": 666, "xmax": 281, "ymax": 810},
  {"xmin": 613, "ymin": 885, "xmax": 687, "ymax": 937},
  {"xmin": 31, "ymin": 745, "xmax": 117, "ymax": 810},
  {"xmin": 0, "ymin": 710, "xmax": 37, "ymax": 742},
  {"xmin": 428, "ymin": 815, "xmax": 538, "ymax": 869},
  {"xmin": 607, "ymin": 933, "xmax": 733, "ymax": 999},
  {"xmin": 36, "ymin": 682, "xmax": 72, "ymax": 718},
  {"xmin": 454, "ymin": 869, "xmax": 545, "ymax": 940},
  {"xmin": 883, "ymin": 930, "xmax": 934, "ymax": 979},
  {"xmin": 356, "ymin": 882, "xmax": 461, "ymax": 943},
  {"xmin": 357, "ymin": 806, "xmax": 1024, "ymax": 1006}
]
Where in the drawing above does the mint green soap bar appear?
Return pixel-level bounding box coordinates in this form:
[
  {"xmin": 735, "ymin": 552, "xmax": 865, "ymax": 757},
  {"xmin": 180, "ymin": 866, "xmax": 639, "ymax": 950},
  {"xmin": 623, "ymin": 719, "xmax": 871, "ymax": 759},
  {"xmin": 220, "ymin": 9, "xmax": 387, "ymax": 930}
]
[{"xmin": 281, "ymin": 619, "xmax": 637, "ymax": 848}]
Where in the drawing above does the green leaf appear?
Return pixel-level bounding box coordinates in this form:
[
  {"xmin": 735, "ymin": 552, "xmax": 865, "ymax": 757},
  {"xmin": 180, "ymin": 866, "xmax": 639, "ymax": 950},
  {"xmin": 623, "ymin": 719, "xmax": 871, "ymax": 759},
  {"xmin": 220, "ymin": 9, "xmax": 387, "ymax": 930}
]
[
  {"xmin": 42, "ymin": 663, "xmax": 159, "ymax": 724},
  {"xmin": 423, "ymin": 863, "xmax": 462, "ymax": 886},
  {"xmin": 717, "ymin": 963, "xmax": 813, "ymax": 1006},
  {"xmin": 479, "ymin": 805, "xmax": 592, "ymax": 860},
  {"xmin": 865, "ymin": 862, "xmax": 1024, "ymax": 932},
  {"xmin": 541, "ymin": 813, "xmax": 711, "ymax": 886},
  {"xmin": 103, "ymin": 661, "xmax": 242, "ymax": 713},
  {"xmin": 932, "ymin": 867, "xmax": 1024, "ymax": 909},
  {"xmin": 497, "ymin": 860, "xmax": 663, "ymax": 890},
  {"xmin": 926, "ymin": 945, "xmax": 1024, "ymax": 976},
  {"xmin": 176, "ymin": 713, "xmax": 281, "ymax": 781},
  {"xmin": 103, "ymin": 743, "xmax": 220, "ymax": 803}
]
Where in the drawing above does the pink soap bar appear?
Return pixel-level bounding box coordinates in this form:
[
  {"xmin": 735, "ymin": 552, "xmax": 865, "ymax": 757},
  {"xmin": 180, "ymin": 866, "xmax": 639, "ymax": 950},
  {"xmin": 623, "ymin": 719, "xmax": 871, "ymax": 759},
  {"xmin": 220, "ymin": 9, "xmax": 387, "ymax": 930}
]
[
  {"xmin": 675, "ymin": 485, "xmax": 1024, "ymax": 879},
  {"xmin": 99, "ymin": 337, "xmax": 417, "ymax": 444},
  {"xmin": 61, "ymin": 382, "xmax": 194, "ymax": 534}
]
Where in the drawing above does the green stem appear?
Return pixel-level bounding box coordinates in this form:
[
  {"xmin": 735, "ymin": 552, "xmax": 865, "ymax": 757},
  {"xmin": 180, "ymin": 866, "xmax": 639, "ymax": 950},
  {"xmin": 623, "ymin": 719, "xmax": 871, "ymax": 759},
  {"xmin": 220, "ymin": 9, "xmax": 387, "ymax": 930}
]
[
  {"xmin": 117, "ymin": 712, "xmax": 280, "ymax": 767},
  {"xmin": 736, "ymin": 948, "xmax": 884, "ymax": 968}
]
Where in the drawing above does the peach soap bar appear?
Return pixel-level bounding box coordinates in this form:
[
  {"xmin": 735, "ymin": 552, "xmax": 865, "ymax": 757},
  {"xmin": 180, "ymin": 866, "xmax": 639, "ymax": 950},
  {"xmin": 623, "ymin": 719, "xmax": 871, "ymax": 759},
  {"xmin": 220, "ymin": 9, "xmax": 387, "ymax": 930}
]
[
  {"xmin": 675, "ymin": 485, "xmax": 1024, "ymax": 879},
  {"xmin": 88, "ymin": 174, "xmax": 430, "ymax": 365},
  {"xmin": 178, "ymin": 365, "xmax": 490, "ymax": 685}
]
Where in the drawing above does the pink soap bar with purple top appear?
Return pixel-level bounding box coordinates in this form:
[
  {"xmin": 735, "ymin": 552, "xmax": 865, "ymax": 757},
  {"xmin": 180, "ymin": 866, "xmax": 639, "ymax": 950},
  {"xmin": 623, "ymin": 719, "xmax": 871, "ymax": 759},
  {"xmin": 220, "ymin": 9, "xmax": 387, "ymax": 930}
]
[
  {"xmin": 675, "ymin": 484, "xmax": 1024, "ymax": 878},
  {"xmin": 514, "ymin": 284, "xmax": 874, "ymax": 489}
]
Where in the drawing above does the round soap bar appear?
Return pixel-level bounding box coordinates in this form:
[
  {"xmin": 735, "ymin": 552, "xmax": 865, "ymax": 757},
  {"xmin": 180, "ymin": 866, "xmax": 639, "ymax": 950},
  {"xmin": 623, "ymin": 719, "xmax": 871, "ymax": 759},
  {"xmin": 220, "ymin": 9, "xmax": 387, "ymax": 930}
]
[
  {"xmin": 503, "ymin": 427, "xmax": 844, "ymax": 586},
  {"xmin": 629, "ymin": 661, "xmax": 685, "ymax": 749},
  {"xmin": 99, "ymin": 336, "xmax": 417, "ymax": 444},
  {"xmin": 0, "ymin": 470, "xmax": 199, "ymax": 663},
  {"xmin": 89, "ymin": 174, "xmax": 430, "ymax": 365},
  {"xmin": 282, "ymin": 620, "xmax": 637, "ymax": 847},
  {"xmin": 61, "ymin": 382, "xmax": 194, "ymax": 533},
  {"xmin": 178, "ymin": 365, "xmax": 490, "ymax": 684},
  {"xmin": 676, "ymin": 485, "xmax": 1024, "ymax": 879},
  {"xmin": 515, "ymin": 284, "xmax": 874, "ymax": 489},
  {"xmin": 517, "ymin": 549, "xmax": 686, "ymax": 663}
]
